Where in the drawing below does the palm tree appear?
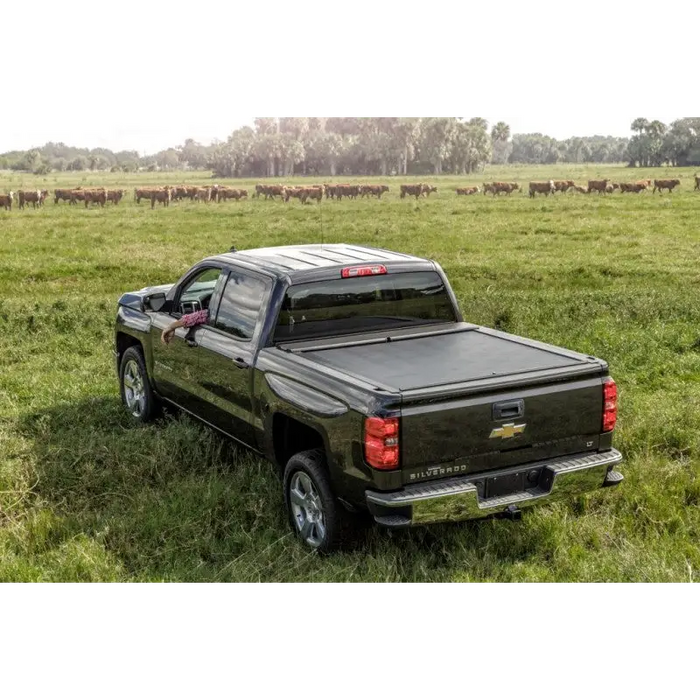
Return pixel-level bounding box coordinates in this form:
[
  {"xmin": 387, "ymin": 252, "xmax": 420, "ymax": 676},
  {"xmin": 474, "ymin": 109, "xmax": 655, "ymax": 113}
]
[
  {"xmin": 631, "ymin": 118, "xmax": 650, "ymax": 135},
  {"xmin": 647, "ymin": 120, "xmax": 667, "ymax": 139},
  {"xmin": 491, "ymin": 122, "xmax": 510, "ymax": 143},
  {"xmin": 468, "ymin": 117, "xmax": 489, "ymax": 131},
  {"xmin": 254, "ymin": 117, "xmax": 279, "ymax": 136}
]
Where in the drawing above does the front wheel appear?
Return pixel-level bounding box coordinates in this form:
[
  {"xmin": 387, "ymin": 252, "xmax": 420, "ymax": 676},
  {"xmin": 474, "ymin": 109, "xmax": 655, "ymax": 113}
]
[
  {"xmin": 283, "ymin": 449, "xmax": 352, "ymax": 553},
  {"xmin": 119, "ymin": 346, "xmax": 159, "ymax": 423}
]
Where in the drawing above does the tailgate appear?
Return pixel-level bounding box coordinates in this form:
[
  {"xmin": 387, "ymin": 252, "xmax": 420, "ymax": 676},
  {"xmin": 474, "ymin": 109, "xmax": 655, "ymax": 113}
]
[{"xmin": 400, "ymin": 375, "xmax": 605, "ymax": 482}]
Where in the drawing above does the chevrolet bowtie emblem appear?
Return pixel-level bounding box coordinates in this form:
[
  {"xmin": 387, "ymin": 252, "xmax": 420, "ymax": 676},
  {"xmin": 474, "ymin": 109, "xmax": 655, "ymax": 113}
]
[{"xmin": 490, "ymin": 422, "xmax": 526, "ymax": 439}]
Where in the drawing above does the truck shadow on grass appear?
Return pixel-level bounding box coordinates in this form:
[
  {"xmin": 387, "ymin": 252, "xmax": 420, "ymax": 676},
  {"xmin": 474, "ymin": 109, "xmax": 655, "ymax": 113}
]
[{"xmin": 19, "ymin": 397, "xmax": 564, "ymax": 581}]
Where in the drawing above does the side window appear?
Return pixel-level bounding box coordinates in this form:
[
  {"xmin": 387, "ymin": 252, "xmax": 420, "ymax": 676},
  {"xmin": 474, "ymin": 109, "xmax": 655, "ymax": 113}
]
[
  {"xmin": 214, "ymin": 270, "xmax": 267, "ymax": 340},
  {"xmin": 178, "ymin": 267, "xmax": 221, "ymax": 316}
]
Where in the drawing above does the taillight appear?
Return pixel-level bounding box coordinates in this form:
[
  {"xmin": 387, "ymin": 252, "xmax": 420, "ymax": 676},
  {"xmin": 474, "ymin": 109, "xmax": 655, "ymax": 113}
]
[
  {"xmin": 341, "ymin": 265, "xmax": 387, "ymax": 278},
  {"xmin": 602, "ymin": 378, "xmax": 617, "ymax": 432},
  {"xmin": 364, "ymin": 417, "xmax": 399, "ymax": 470}
]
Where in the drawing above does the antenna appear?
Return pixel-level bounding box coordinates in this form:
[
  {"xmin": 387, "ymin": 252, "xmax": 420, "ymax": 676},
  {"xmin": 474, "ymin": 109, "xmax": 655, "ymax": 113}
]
[{"xmin": 320, "ymin": 184, "xmax": 325, "ymax": 248}]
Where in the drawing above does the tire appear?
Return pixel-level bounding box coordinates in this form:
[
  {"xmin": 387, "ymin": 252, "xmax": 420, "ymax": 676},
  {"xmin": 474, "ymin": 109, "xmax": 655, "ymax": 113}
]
[
  {"xmin": 283, "ymin": 449, "xmax": 353, "ymax": 554},
  {"xmin": 119, "ymin": 346, "xmax": 160, "ymax": 423}
]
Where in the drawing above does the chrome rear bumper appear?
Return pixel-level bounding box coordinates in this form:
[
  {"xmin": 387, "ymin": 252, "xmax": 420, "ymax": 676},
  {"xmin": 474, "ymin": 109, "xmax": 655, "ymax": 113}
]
[{"xmin": 365, "ymin": 449, "xmax": 623, "ymax": 527}]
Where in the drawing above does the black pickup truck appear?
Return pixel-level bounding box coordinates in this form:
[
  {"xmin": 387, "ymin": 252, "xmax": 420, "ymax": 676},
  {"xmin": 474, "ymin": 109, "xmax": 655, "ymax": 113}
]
[{"xmin": 114, "ymin": 244, "xmax": 623, "ymax": 552}]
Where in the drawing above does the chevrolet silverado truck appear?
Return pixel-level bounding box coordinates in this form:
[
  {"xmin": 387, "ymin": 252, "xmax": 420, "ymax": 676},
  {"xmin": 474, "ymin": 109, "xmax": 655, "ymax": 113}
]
[{"xmin": 114, "ymin": 244, "xmax": 623, "ymax": 552}]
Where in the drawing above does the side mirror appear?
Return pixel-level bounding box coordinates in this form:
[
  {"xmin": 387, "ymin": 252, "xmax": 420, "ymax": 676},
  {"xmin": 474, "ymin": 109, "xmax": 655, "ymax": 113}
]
[{"xmin": 144, "ymin": 292, "xmax": 167, "ymax": 312}]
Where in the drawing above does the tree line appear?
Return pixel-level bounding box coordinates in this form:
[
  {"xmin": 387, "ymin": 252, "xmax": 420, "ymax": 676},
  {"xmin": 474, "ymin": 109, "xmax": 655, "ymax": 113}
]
[{"xmin": 2, "ymin": 118, "xmax": 698, "ymax": 176}]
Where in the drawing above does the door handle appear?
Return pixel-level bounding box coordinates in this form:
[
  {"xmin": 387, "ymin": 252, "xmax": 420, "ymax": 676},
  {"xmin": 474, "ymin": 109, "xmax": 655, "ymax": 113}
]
[
  {"xmin": 185, "ymin": 338, "xmax": 198, "ymax": 348},
  {"xmin": 233, "ymin": 357, "xmax": 249, "ymax": 369}
]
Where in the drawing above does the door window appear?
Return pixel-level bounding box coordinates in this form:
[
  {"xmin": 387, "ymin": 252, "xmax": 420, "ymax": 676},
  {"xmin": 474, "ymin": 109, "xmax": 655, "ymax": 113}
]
[
  {"xmin": 178, "ymin": 267, "xmax": 222, "ymax": 316},
  {"xmin": 214, "ymin": 270, "xmax": 267, "ymax": 340}
]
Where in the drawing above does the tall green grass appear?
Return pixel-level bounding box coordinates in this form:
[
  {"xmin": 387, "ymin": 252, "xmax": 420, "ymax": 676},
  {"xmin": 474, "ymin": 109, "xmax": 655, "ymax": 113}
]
[{"xmin": 1, "ymin": 164, "xmax": 699, "ymax": 581}]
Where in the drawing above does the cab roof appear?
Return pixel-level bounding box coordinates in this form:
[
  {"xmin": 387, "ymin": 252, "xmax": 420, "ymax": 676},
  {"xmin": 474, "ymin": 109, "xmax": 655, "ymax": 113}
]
[{"xmin": 207, "ymin": 244, "xmax": 434, "ymax": 283}]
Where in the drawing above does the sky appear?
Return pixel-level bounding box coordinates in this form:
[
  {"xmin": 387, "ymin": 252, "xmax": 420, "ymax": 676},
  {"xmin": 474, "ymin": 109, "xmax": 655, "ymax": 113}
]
[{"xmin": 0, "ymin": 114, "xmax": 681, "ymax": 156}]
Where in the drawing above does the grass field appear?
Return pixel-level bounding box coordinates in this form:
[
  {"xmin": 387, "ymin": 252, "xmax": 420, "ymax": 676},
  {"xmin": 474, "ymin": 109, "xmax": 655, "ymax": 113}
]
[{"xmin": 2, "ymin": 163, "xmax": 700, "ymax": 582}]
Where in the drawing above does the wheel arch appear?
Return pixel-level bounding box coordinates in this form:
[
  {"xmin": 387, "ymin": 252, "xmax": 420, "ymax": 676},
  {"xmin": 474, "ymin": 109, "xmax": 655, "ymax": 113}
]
[
  {"xmin": 115, "ymin": 330, "xmax": 157, "ymax": 389},
  {"xmin": 271, "ymin": 412, "xmax": 327, "ymax": 471},
  {"xmin": 116, "ymin": 331, "xmax": 143, "ymax": 367}
]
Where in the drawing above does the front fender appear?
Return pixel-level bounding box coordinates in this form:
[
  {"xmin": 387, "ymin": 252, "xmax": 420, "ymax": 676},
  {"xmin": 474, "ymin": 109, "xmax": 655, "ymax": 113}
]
[{"xmin": 115, "ymin": 305, "xmax": 154, "ymax": 378}]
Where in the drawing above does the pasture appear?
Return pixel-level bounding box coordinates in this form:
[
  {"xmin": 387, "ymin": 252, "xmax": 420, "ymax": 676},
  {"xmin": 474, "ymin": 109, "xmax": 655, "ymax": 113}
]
[{"xmin": 1, "ymin": 164, "xmax": 700, "ymax": 582}]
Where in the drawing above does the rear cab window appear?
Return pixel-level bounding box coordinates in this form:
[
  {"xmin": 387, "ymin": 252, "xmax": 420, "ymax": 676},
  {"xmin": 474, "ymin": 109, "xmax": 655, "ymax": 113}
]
[{"xmin": 274, "ymin": 271, "xmax": 458, "ymax": 343}]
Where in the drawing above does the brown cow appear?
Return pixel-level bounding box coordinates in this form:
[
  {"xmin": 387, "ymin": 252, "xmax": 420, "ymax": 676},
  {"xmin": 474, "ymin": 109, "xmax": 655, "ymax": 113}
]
[
  {"xmin": 85, "ymin": 189, "xmax": 107, "ymax": 209},
  {"xmin": 653, "ymin": 179, "xmax": 680, "ymax": 194},
  {"xmin": 456, "ymin": 186, "xmax": 480, "ymax": 196},
  {"xmin": 193, "ymin": 187, "xmax": 211, "ymax": 202},
  {"xmin": 152, "ymin": 187, "xmax": 173, "ymax": 208},
  {"xmin": 254, "ymin": 184, "xmax": 286, "ymax": 200},
  {"xmin": 552, "ymin": 180, "xmax": 575, "ymax": 193},
  {"xmin": 54, "ymin": 188, "xmax": 75, "ymax": 204},
  {"xmin": 170, "ymin": 186, "xmax": 190, "ymax": 201},
  {"xmin": 529, "ymin": 180, "xmax": 556, "ymax": 197},
  {"xmin": 0, "ymin": 192, "xmax": 14, "ymax": 211},
  {"xmin": 18, "ymin": 190, "xmax": 42, "ymax": 209},
  {"xmin": 587, "ymin": 179, "xmax": 610, "ymax": 194},
  {"xmin": 282, "ymin": 186, "xmax": 319, "ymax": 203},
  {"xmin": 70, "ymin": 188, "xmax": 87, "ymax": 204},
  {"xmin": 106, "ymin": 189, "xmax": 125, "ymax": 205},
  {"xmin": 400, "ymin": 184, "xmax": 424, "ymax": 199},
  {"xmin": 694, "ymin": 174, "xmax": 699, "ymax": 191},
  {"xmin": 70, "ymin": 188, "xmax": 106, "ymax": 204},
  {"xmin": 282, "ymin": 186, "xmax": 304, "ymax": 202},
  {"xmin": 620, "ymin": 182, "xmax": 647, "ymax": 194},
  {"xmin": 619, "ymin": 182, "xmax": 648, "ymax": 193},
  {"xmin": 134, "ymin": 187, "xmax": 160, "ymax": 204},
  {"xmin": 84, "ymin": 189, "xmax": 107, "ymax": 207},
  {"xmin": 267, "ymin": 184, "xmax": 286, "ymax": 200},
  {"xmin": 335, "ymin": 184, "xmax": 361, "ymax": 200},
  {"xmin": 218, "ymin": 188, "xmax": 248, "ymax": 201},
  {"xmin": 485, "ymin": 181, "xmax": 519, "ymax": 196},
  {"xmin": 301, "ymin": 186, "xmax": 324, "ymax": 203},
  {"xmin": 360, "ymin": 185, "xmax": 390, "ymax": 198}
]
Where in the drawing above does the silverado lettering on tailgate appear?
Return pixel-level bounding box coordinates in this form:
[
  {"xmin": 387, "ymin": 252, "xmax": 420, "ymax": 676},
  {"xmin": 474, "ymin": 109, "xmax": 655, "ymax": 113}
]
[{"xmin": 408, "ymin": 463, "xmax": 470, "ymax": 481}]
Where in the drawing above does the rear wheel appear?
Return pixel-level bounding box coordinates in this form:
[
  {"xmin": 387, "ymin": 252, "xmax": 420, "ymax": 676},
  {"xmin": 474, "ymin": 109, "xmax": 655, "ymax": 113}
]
[
  {"xmin": 119, "ymin": 346, "xmax": 159, "ymax": 423},
  {"xmin": 283, "ymin": 449, "xmax": 353, "ymax": 553}
]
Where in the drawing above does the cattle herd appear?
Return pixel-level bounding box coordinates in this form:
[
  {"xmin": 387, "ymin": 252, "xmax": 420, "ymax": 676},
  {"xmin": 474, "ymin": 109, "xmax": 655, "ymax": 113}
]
[
  {"xmin": 1, "ymin": 175, "xmax": 699, "ymax": 212},
  {"xmin": 473, "ymin": 177, "xmax": 692, "ymax": 197}
]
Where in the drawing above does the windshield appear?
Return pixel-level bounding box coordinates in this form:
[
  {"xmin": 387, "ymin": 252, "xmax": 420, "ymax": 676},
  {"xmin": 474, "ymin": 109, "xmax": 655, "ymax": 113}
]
[{"xmin": 273, "ymin": 271, "xmax": 458, "ymax": 343}]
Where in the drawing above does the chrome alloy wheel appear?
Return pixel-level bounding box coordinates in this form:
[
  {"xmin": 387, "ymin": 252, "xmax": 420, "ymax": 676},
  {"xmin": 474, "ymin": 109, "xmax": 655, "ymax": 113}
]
[
  {"xmin": 123, "ymin": 359, "xmax": 146, "ymax": 417},
  {"xmin": 289, "ymin": 472, "xmax": 326, "ymax": 548}
]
